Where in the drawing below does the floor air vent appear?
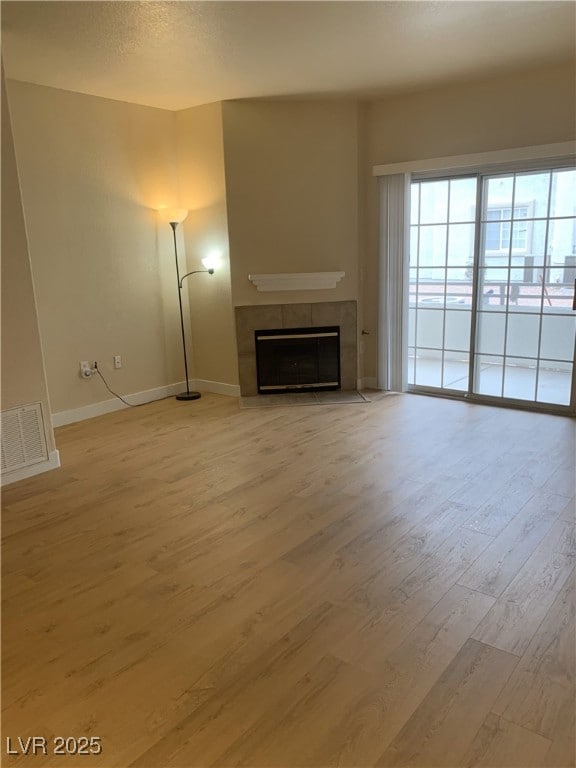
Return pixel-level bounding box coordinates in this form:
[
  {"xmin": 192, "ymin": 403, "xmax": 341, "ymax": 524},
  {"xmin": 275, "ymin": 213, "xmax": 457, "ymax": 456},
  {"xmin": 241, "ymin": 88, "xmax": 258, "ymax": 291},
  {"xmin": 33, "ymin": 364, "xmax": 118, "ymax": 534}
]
[{"xmin": 1, "ymin": 403, "xmax": 48, "ymax": 473}]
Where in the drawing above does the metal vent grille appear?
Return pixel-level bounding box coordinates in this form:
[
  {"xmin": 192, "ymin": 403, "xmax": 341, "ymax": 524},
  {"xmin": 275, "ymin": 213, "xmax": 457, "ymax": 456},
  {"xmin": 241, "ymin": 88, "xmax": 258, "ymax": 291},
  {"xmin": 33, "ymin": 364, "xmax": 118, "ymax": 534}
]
[{"xmin": 1, "ymin": 403, "xmax": 48, "ymax": 473}]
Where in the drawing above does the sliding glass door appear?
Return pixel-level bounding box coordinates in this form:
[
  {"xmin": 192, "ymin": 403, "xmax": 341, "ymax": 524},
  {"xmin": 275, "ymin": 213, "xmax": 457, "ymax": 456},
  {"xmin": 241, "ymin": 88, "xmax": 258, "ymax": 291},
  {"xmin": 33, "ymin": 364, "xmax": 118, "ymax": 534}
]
[
  {"xmin": 474, "ymin": 169, "xmax": 575, "ymax": 407},
  {"xmin": 408, "ymin": 166, "xmax": 576, "ymax": 412},
  {"xmin": 408, "ymin": 176, "xmax": 476, "ymax": 392}
]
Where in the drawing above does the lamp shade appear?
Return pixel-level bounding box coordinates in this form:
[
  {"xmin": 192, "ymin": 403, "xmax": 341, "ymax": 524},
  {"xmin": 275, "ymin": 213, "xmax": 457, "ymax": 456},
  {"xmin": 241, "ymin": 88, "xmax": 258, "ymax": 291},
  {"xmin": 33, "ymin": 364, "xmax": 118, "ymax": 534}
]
[{"xmin": 158, "ymin": 208, "xmax": 188, "ymax": 224}]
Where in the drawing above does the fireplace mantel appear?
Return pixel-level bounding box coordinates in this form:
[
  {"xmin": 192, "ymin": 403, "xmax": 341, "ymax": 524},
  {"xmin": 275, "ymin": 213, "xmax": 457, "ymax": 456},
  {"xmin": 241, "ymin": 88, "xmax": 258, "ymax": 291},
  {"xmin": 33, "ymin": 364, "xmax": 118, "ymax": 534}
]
[{"xmin": 248, "ymin": 272, "xmax": 345, "ymax": 292}]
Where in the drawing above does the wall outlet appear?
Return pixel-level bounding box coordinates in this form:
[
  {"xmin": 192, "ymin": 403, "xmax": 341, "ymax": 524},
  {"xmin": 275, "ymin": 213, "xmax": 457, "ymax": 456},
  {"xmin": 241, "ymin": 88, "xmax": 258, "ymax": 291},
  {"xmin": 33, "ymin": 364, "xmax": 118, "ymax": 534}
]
[{"xmin": 113, "ymin": 355, "xmax": 122, "ymax": 369}]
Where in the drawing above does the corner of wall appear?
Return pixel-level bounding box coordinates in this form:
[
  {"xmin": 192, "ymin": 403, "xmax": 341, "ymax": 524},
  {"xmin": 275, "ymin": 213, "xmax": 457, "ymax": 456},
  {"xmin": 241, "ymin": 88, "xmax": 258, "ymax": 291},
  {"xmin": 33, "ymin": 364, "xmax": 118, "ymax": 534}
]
[
  {"xmin": 175, "ymin": 101, "xmax": 239, "ymax": 387},
  {"xmin": 1, "ymin": 65, "xmax": 56, "ymax": 457}
]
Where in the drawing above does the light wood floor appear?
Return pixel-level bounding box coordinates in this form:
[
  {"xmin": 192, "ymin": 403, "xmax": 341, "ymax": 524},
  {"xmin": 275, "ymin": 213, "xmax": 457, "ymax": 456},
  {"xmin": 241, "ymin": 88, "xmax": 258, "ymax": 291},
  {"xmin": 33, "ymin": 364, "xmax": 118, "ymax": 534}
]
[{"xmin": 2, "ymin": 392, "xmax": 575, "ymax": 767}]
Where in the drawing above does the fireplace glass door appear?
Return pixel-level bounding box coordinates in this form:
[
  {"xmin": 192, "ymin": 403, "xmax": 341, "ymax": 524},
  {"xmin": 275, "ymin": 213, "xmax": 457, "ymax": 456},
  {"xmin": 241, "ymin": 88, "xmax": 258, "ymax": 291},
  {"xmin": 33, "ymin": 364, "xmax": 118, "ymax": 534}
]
[{"xmin": 255, "ymin": 326, "xmax": 340, "ymax": 393}]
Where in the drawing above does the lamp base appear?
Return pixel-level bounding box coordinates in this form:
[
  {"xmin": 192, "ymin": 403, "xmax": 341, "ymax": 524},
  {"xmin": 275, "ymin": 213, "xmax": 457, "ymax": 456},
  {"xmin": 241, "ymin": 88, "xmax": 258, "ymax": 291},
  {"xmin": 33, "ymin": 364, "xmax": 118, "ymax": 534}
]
[{"xmin": 175, "ymin": 391, "xmax": 201, "ymax": 401}]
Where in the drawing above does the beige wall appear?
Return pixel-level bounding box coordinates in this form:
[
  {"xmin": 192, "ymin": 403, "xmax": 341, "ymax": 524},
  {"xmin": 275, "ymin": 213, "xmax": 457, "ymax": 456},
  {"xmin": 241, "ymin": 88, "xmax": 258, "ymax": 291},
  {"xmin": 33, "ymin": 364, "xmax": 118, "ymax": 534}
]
[
  {"xmin": 1, "ymin": 71, "xmax": 55, "ymax": 451},
  {"xmin": 176, "ymin": 103, "xmax": 238, "ymax": 386},
  {"xmin": 6, "ymin": 80, "xmax": 186, "ymax": 413},
  {"xmin": 367, "ymin": 62, "xmax": 576, "ymax": 165},
  {"xmin": 222, "ymin": 100, "xmax": 360, "ymax": 308},
  {"xmin": 361, "ymin": 62, "xmax": 576, "ymax": 378}
]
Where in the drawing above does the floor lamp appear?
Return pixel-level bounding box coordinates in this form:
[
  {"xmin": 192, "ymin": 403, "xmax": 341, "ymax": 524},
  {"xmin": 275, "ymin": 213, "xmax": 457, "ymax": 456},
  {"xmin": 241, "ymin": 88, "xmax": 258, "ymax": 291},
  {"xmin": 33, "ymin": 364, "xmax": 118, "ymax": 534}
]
[{"xmin": 166, "ymin": 209, "xmax": 214, "ymax": 401}]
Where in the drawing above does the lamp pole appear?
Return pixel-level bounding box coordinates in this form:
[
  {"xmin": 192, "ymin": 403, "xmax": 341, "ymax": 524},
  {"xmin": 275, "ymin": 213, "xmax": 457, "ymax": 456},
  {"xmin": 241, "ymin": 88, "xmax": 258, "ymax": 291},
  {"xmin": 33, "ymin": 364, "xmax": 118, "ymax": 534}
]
[{"xmin": 169, "ymin": 219, "xmax": 214, "ymax": 402}]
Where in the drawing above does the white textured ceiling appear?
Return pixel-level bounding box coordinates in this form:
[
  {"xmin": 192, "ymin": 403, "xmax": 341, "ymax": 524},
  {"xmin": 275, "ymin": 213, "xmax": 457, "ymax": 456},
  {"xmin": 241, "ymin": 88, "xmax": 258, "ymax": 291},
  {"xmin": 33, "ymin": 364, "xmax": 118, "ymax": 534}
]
[{"xmin": 2, "ymin": 1, "xmax": 575, "ymax": 111}]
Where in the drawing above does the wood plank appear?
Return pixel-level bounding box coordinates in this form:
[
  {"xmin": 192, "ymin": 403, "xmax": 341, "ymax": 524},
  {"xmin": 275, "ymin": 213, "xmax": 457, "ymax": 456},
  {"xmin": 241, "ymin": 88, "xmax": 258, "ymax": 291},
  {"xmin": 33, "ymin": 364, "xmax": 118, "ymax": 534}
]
[
  {"xmin": 461, "ymin": 712, "xmax": 551, "ymax": 767},
  {"xmin": 472, "ymin": 521, "xmax": 575, "ymax": 656},
  {"xmin": 542, "ymin": 466, "xmax": 576, "ymax": 498},
  {"xmin": 543, "ymin": 697, "xmax": 576, "ymax": 767},
  {"xmin": 463, "ymin": 483, "xmax": 538, "ymax": 538},
  {"xmin": 448, "ymin": 447, "xmax": 537, "ymax": 510},
  {"xmin": 341, "ymin": 502, "xmax": 482, "ymax": 615},
  {"xmin": 305, "ymin": 586, "xmax": 496, "ymax": 767},
  {"xmin": 128, "ymin": 601, "xmax": 364, "ymax": 767},
  {"xmin": 492, "ymin": 570, "xmax": 575, "ymax": 742},
  {"xmin": 459, "ymin": 492, "xmax": 568, "ymax": 597},
  {"xmin": 376, "ymin": 639, "xmax": 519, "ymax": 767},
  {"xmin": 335, "ymin": 527, "xmax": 492, "ymax": 668},
  {"xmin": 560, "ymin": 496, "xmax": 575, "ymax": 523},
  {"xmin": 209, "ymin": 654, "xmax": 372, "ymax": 768}
]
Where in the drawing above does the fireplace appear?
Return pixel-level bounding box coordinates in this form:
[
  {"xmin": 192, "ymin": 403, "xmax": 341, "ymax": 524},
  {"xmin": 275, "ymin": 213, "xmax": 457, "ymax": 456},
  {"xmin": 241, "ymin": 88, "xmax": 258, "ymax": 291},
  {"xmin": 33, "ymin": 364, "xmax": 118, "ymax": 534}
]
[
  {"xmin": 235, "ymin": 301, "xmax": 357, "ymax": 397},
  {"xmin": 255, "ymin": 326, "xmax": 340, "ymax": 394}
]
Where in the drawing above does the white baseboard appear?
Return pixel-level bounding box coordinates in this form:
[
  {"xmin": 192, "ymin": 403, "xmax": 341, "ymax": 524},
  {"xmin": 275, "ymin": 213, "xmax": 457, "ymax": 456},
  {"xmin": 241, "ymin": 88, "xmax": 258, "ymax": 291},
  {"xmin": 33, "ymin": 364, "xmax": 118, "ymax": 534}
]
[
  {"xmin": 358, "ymin": 377, "xmax": 377, "ymax": 390},
  {"xmin": 52, "ymin": 379, "xmax": 240, "ymax": 428},
  {"xmin": 53, "ymin": 396, "xmax": 126, "ymax": 427},
  {"xmin": 195, "ymin": 379, "xmax": 241, "ymax": 397},
  {"xmin": 1, "ymin": 449, "xmax": 61, "ymax": 486}
]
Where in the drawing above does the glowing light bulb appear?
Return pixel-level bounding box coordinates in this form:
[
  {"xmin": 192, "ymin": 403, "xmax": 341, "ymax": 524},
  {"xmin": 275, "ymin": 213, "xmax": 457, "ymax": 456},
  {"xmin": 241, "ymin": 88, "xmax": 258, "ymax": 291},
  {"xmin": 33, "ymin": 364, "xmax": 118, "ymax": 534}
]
[{"xmin": 202, "ymin": 253, "xmax": 221, "ymax": 272}]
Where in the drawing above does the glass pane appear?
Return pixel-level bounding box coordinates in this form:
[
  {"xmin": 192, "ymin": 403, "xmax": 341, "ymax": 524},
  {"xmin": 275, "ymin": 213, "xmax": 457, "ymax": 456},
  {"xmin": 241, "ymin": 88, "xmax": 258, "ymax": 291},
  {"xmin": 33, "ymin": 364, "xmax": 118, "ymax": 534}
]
[
  {"xmin": 506, "ymin": 314, "xmax": 540, "ymax": 358},
  {"xmin": 541, "ymin": 268, "xmax": 576, "ymax": 313},
  {"xmin": 409, "ymin": 225, "xmax": 419, "ymax": 266},
  {"xmin": 515, "ymin": 278, "xmax": 545, "ymax": 313},
  {"xmin": 477, "ymin": 311, "xmax": 506, "ymax": 355},
  {"xmin": 550, "ymin": 169, "xmax": 576, "ymax": 218},
  {"xmin": 496, "ymin": 272, "xmax": 537, "ymax": 311},
  {"xmin": 416, "ymin": 308, "xmax": 444, "ymax": 348},
  {"xmin": 443, "ymin": 351, "xmax": 469, "ymax": 391},
  {"xmin": 409, "ymin": 268, "xmax": 418, "ymax": 306},
  {"xmin": 411, "ymin": 183, "xmax": 420, "ymax": 224},
  {"xmin": 510, "ymin": 219, "xmax": 529, "ymax": 256},
  {"xmin": 478, "ymin": 268, "xmax": 509, "ymax": 309},
  {"xmin": 449, "ymin": 178, "xmax": 477, "ymax": 223},
  {"xmin": 446, "ymin": 267, "xmax": 469, "ymax": 283},
  {"xmin": 548, "ymin": 218, "xmax": 576, "ymax": 274},
  {"xmin": 419, "ymin": 225, "xmax": 447, "ymax": 269},
  {"xmin": 447, "ymin": 223, "xmax": 475, "ymax": 267},
  {"xmin": 479, "ymin": 175, "xmax": 544, "ymax": 275},
  {"xmin": 483, "ymin": 176, "xmax": 514, "ymax": 217},
  {"xmin": 524, "ymin": 219, "xmax": 548, "ymax": 271},
  {"xmin": 540, "ymin": 315, "xmax": 576, "ymax": 361},
  {"xmin": 537, "ymin": 360, "xmax": 573, "ymax": 405},
  {"xmin": 416, "ymin": 269, "xmax": 446, "ymax": 307},
  {"xmin": 514, "ymin": 172, "xmax": 550, "ymax": 219},
  {"xmin": 407, "ymin": 347, "xmax": 416, "ymax": 385},
  {"xmin": 445, "ymin": 310, "xmax": 471, "ymax": 351},
  {"xmin": 408, "ymin": 307, "xmax": 416, "ymax": 346},
  {"xmin": 475, "ymin": 354, "xmax": 504, "ymax": 397},
  {"xmin": 414, "ymin": 350, "xmax": 442, "ymax": 388},
  {"xmin": 444, "ymin": 269, "xmax": 472, "ymax": 309},
  {"xmin": 446, "ymin": 272, "xmax": 473, "ymax": 309},
  {"xmin": 503, "ymin": 358, "xmax": 537, "ymax": 401},
  {"xmin": 420, "ymin": 180, "xmax": 449, "ymax": 224},
  {"xmin": 480, "ymin": 227, "xmax": 511, "ymax": 267}
]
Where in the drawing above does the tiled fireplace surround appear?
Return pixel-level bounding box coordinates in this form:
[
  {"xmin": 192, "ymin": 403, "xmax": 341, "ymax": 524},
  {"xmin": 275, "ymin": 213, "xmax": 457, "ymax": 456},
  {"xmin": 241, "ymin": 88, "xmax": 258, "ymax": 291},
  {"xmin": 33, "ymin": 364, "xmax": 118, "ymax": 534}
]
[{"xmin": 235, "ymin": 301, "xmax": 357, "ymax": 397}]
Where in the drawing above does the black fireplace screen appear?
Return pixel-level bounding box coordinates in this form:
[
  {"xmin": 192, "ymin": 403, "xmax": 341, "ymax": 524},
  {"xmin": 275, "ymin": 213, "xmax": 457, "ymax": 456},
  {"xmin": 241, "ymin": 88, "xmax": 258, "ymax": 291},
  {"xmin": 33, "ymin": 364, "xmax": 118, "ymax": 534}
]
[{"xmin": 255, "ymin": 326, "xmax": 340, "ymax": 394}]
